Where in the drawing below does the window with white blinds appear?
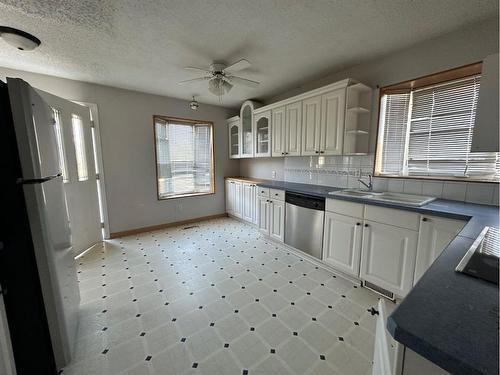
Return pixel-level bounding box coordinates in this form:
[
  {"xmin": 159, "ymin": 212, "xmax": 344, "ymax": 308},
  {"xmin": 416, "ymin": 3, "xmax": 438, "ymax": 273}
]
[
  {"xmin": 376, "ymin": 74, "xmax": 499, "ymax": 181},
  {"xmin": 154, "ymin": 117, "xmax": 214, "ymax": 199}
]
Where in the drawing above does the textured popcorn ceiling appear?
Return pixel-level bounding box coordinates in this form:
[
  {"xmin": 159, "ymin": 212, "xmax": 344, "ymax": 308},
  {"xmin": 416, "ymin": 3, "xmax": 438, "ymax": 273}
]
[{"xmin": 0, "ymin": 0, "xmax": 497, "ymax": 107}]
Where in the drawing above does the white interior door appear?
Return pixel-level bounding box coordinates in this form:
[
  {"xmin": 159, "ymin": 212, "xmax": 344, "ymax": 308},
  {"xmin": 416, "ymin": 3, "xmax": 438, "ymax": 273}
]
[{"xmin": 37, "ymin": 90, "xmax": 101, "ymax": 256}]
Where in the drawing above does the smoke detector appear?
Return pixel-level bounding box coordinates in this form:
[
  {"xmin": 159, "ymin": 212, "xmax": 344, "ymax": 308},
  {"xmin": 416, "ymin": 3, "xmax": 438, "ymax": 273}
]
[
  {"xmin": 189, "ymin": 96, "xmax": 199, "ymax": 110},
  {"xmin": 0, "ymin": 26, "xmax": 41, "ymax": 51}
]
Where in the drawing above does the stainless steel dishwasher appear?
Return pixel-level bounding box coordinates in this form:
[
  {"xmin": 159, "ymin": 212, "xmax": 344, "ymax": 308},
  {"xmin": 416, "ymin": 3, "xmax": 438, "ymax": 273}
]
[{"xmin": 284, "ymin": 192, "xmax": 325, "ymax": 259}]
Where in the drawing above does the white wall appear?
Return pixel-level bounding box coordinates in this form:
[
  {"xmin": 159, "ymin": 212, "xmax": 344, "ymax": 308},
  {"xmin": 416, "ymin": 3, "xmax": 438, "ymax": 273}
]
[
  {"xmin": 0, "ymin": 68, "xmax": 239, "ymax": 234},
  {"xmin": 240, "ymin": 17, "xmax": 499, "ymax": 181}
]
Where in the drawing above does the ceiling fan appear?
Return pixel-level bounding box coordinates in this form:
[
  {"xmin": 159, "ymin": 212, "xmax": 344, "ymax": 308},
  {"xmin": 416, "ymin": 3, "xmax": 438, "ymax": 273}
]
[{"xmin": 178, "ymin": 59, "xmax": 260, "ymax": 101}]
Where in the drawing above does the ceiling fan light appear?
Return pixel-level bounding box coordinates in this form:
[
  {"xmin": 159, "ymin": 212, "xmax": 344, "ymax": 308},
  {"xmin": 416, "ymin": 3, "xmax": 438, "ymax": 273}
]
[{"xmin": 208, "ymin": 78, "xmax": 229, "ymax": 96}]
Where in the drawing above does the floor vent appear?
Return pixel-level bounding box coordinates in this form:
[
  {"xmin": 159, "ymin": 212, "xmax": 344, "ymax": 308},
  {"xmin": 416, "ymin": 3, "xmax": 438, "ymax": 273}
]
[
  {"xmin": 363, "ymin": 281, "xmax": 395, "ymax": 301},
  {"xmin": 183, "ymin": 225, "xmax": 199, "ymax": 230}
]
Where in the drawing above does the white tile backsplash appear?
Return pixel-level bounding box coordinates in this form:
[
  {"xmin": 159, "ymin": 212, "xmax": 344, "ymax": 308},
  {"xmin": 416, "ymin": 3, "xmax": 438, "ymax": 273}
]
[
  {"xmin": 403, "ymin": 180, "xmax": 423, "ymax": 195},
  {"xmin": 465, "ymin": 183, "xmax": 495, "ymax": 205},
  {"xmin": 442, "ymin": 182, "xmax": 467, "ymax": 201},
  {"xmin": 387, "ymin": 179, "xmax": 405, "ymax": 193},
  {"xmin": 242, "ymin": 155, "xmax": 499, "ymax": 206}
]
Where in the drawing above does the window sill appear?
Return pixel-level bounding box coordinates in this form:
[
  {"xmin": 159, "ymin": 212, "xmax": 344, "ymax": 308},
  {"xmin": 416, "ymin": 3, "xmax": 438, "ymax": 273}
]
[
  {"xmin": 374, "ymin": 173, "xmax": 499, "ymax": 184},
  {"xmin": 158, "ymin": 191, "xmax": 215, "ymax": 200}
]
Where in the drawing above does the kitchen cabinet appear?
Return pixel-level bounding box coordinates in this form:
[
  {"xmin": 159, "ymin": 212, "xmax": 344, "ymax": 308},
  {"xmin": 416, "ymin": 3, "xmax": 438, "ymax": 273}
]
[
  {"xmin": 226, "ymin": 179, "xmax": 257, "ymax": 224},
  {"xmin": 372, "ymin": 299, "xmax": 403, "ymax": 375},
  {"xmin": 240, "ymin": 101, "xmax": 261, "ymax": 158},
  {"xmin": 301, "ymin": 95, "xmax": 322, "ymax": 156},
  {"xmin": 414, "ymin": 215, "xmax": 465, "ymax": 284},
  {"xmin": 228, "ymin": 117, "xmax": 241, "ymax": 159},
  {"xmin": 269, "ymin": 199, "xmax": 285, "ymax": 242},
  {"xmin": 257, "ymin": 189, "xmax": 285, "ymax": 242},
  {"xmin": 271, "ymin": 106, "xmax": 286, "ymax": 156},
  {"xmin": 285, "ymin": 101, "xmax": 302, "ymax": 156},
  {"xmin": 302, "ymin": 88, "xmax": 346, "ymax": 156},
  {"xmin": 257, "ymin": 196, "xmax": 270, "ymax": 234},
  {"xmin": 323, "ymin": 212, "xmax": 363, "ymax": 277},
  {"xmin": 242, "ymin": 182, "xmax": 258, "ymax": 224},
  {"xmin": 321, "ymin": 88, "xmax": 346, "ymax": 155},
  {"xmin": 225, "ymin": 179, "xmax": 242, "ymax": 218},
  {"xmin": 360, "ymin": 220, "xmax": 418, "ymax": 297},
  {"xmin": 254, "ymin": 111, "xmax": 271, "ymax": 157}
]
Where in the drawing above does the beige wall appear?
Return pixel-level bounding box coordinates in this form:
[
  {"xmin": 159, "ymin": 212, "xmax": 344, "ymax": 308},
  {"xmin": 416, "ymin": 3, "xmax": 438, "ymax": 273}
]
[
  {"xmin": 0, "ymin": 68, "xmax": 238, "ymax": 234},
  {"xmin": 240, "ymin": 17, "xmax": 499, "ymax": 179}
]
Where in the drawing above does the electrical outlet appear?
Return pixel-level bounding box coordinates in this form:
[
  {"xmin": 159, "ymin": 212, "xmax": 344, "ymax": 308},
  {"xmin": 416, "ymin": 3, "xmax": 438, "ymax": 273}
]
[{"xmin": 272, "ymin": 170, "xmax": 276, "ymax": 179}]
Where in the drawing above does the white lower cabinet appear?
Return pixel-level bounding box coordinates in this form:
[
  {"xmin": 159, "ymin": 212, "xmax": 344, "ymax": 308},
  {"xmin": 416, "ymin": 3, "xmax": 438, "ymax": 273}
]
[
  {"xmin": 269, "ymin": 200, "xmax": 285, "ymax": 242},
  {"xmin": 242, "ymin": 183, "xmax": 257, "ymax": 224},
  {"xmin": 360, "ymin": 221, "xmax": 418, "ymax": 297},
  {"xmin": 257, "ymin": 192, "xmax": 285, "ymax": 243},
  {"xmin": 257, "ymin": 197, "xmax": 270, "ymax": 234},
  {"xmin": 413, "ymin": 215, "xmax": 466, "ymax": 284},
  {"xmin": 226, "ymin": 179, "xmax": 257, "ymax": 224},
  {"xmin": 322, "ymin": 212, "xmax": 363, "ymax": 277}
]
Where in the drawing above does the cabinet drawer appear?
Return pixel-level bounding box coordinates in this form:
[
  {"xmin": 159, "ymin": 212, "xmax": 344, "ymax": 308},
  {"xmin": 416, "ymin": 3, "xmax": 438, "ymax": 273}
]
[
  {"xmin": 326, "ymin": 198, "xmax": 364, "ymax": 218},
  {"xmin": 257, "ymin": 187, "xmax": 270, "ymax": 197},
  {"xmin": 270, "ymin": 189, "xmax": 285, "ymax": 201},
  {"xmin": 364, "ymin": 205, "xmax": 420, "ymax": 231}
]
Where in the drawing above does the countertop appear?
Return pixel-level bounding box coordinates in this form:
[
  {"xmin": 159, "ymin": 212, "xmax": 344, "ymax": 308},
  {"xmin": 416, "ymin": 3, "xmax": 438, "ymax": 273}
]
[{"xmin": 253, "ymin": 178, "xmax": 499, "ymax": 375}]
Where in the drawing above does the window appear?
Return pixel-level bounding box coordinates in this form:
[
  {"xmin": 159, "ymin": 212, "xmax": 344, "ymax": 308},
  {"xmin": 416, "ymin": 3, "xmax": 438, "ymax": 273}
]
[
  {"xmin": 71, "ymin": 114, "xmax": 88, "ymax": 181},
  {"xmin": 376, "ymin": 64, "xmax": 499, "ymax": 182},
  {"xmin": 51, "ymin": 108, "xmax": 69, "ymax": 182},
  {"xmin": 154, "ymin": 116, "xmax": 214, "ymax": 199}
]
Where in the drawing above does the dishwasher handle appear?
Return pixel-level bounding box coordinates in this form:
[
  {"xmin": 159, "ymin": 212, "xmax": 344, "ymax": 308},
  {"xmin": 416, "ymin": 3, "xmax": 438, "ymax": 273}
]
[{"xmin": 285, "ymin": 192, "xmax": 325, "ymax": 211}]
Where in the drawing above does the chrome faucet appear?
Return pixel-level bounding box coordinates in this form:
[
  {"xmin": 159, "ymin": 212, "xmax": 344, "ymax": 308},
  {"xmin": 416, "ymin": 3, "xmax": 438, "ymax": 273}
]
[{"xmin": 358, "ymin": 173, "xmax": 373, "ymax": 191}]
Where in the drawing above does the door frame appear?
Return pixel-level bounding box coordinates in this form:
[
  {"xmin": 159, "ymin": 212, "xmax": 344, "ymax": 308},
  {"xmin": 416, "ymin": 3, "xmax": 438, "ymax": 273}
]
[{"xmin": 72, "ymin": 102, "xmax": 110, "ymax": 239}]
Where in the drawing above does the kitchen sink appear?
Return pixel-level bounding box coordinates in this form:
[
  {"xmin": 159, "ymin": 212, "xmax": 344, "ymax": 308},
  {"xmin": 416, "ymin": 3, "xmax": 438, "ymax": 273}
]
[{"xmin": 329, "ymin": 189, "xmax": 436, "ymax": 207}]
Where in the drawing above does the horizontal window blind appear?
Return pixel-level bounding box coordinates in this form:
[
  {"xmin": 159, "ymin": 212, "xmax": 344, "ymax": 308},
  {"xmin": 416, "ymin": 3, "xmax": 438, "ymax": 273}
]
[
  {"xmin": 378, "ymin": 93, "xmax": 411, "ymax": 175},
  {"xmin": 155, "ymin": 118, "xmax": 214, "ymax": 199},
  {"xmin": 377, "ymin": 74, "xmax": 499, "ymax": 181}
]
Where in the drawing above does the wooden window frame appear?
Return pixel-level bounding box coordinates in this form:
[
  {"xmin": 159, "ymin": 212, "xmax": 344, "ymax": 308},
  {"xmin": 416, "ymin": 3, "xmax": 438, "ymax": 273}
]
[
  {"xmin": 374, "ymin": 62, "xmax": 499, "ymax": 184},
  {"xmin": 153, "ymin": 115, "xmax": 216, "ymax": 200}
]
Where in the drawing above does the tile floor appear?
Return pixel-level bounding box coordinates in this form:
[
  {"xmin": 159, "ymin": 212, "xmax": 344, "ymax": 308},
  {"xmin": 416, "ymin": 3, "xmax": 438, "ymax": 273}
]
[{"xmin": 64, "ymin": 217, "xmax": 381, "ymax": 375}]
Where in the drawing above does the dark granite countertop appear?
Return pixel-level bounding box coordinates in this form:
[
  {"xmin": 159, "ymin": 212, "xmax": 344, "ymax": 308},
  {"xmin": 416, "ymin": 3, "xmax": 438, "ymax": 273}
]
[{"xmin": 256, "ymin": 179, "xmax": 499, "ymax": 375}]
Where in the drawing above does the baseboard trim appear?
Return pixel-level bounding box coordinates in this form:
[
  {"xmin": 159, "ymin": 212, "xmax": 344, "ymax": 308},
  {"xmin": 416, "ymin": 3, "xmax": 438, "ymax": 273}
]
[{"xmin": 109, "ymin": 213, "xmax": 228, "ymax": 239}]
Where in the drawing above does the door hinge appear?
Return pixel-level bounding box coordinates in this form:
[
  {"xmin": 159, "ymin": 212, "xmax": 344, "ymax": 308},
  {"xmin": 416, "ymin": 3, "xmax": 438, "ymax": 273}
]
[
  {"xmin": 96, "ymin": 173, "xmax": 100, "ymax": 180},
  {"xmin": 90, "ymin": 120, "xmax": 95, "ymax": 128},
  {"xmin": 100, "ymin": 222, "xmax": 105, "ymax": 229}
]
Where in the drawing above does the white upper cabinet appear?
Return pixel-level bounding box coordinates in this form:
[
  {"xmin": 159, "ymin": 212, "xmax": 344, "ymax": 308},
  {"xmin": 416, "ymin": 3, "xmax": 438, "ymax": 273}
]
[
  {"xmin": 360, "ymin": 220, "xmax": 418, "ymax": 297},
  {"xmin": 285, "ymin": 101, "xmax": 302, "ymax": 156},
  {"xmin": 229, "ymin": 79, "xmax": 371, "ymax": 158},
  {"xmin": 240, "ymin": 100, "xmax": 261, "ymax": 158},
  {"xmin": 321, "ymin": 88, "xmax": 346, "ymax": 155},
  {"xmin": 414, "ymin": 215, "xmax": 466, "ymax": 284},
  {"xmin": 228, "ymin": 117, "xmax": 240, "ymax": 159},
  {"xmin": 254, "ymin": 111, "xmax": 271, "ymax": 157},
  {"xmin": 271, "ymin": 106, "xmax": 286, "ymax": 157},
  {"xmin": 301, "ymin": 95, "xmax": 322, "ymax": 156}
]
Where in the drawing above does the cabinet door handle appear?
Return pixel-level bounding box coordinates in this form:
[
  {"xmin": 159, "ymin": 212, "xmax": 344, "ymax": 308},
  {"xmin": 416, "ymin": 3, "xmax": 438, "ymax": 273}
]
[
  {"xmin": 356, "ymin": 222, "xmax": 361, "ymax": 226},
  {"xmin": 281, "ymin": 152, "xmax": 285, "ymax": 155},
  {"xmin": 422, "ymin": 217, "xmax": 428, "ymax": 222},
  {"xmin": 364, "ymin": 223, "xmax": 369, "ymax": 227},
  {"xmin": 320, "ymin": 150, "xmax": 325, "ymax": 154},
  {"xmin": 315, "ymin": 150, "xmax": 319, "ymax": 154}
]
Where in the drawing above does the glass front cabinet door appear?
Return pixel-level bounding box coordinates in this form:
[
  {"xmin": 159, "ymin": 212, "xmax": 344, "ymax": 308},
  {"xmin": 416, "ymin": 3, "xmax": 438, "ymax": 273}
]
[
  {"xmin": 228, "ymin": 116, "xmax": 241, "ymax": 159},
  {"xmin": 254, "ymin": 110, "xmax": 271, "ymax": 157},
  {"xmin": 240, "ymin": 100, "xmax": 261, "ymax": 158}
]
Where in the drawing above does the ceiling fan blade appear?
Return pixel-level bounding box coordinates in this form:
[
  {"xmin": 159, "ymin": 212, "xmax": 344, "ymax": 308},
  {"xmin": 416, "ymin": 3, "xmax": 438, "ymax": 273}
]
[
  {"xmin": 227, "ymin": 75, "xmax": 260, "ymax": 88},
  {"xmin": 178, "ymin": 76, "xmax": 211, "ymax": 85},
  {"xmin": 184, "ymin": 66, "xmax": 211, "ymax": 74},
  {"xmin": 224, "ymin": 59, "xmax": 251, "ymax": 73}
]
